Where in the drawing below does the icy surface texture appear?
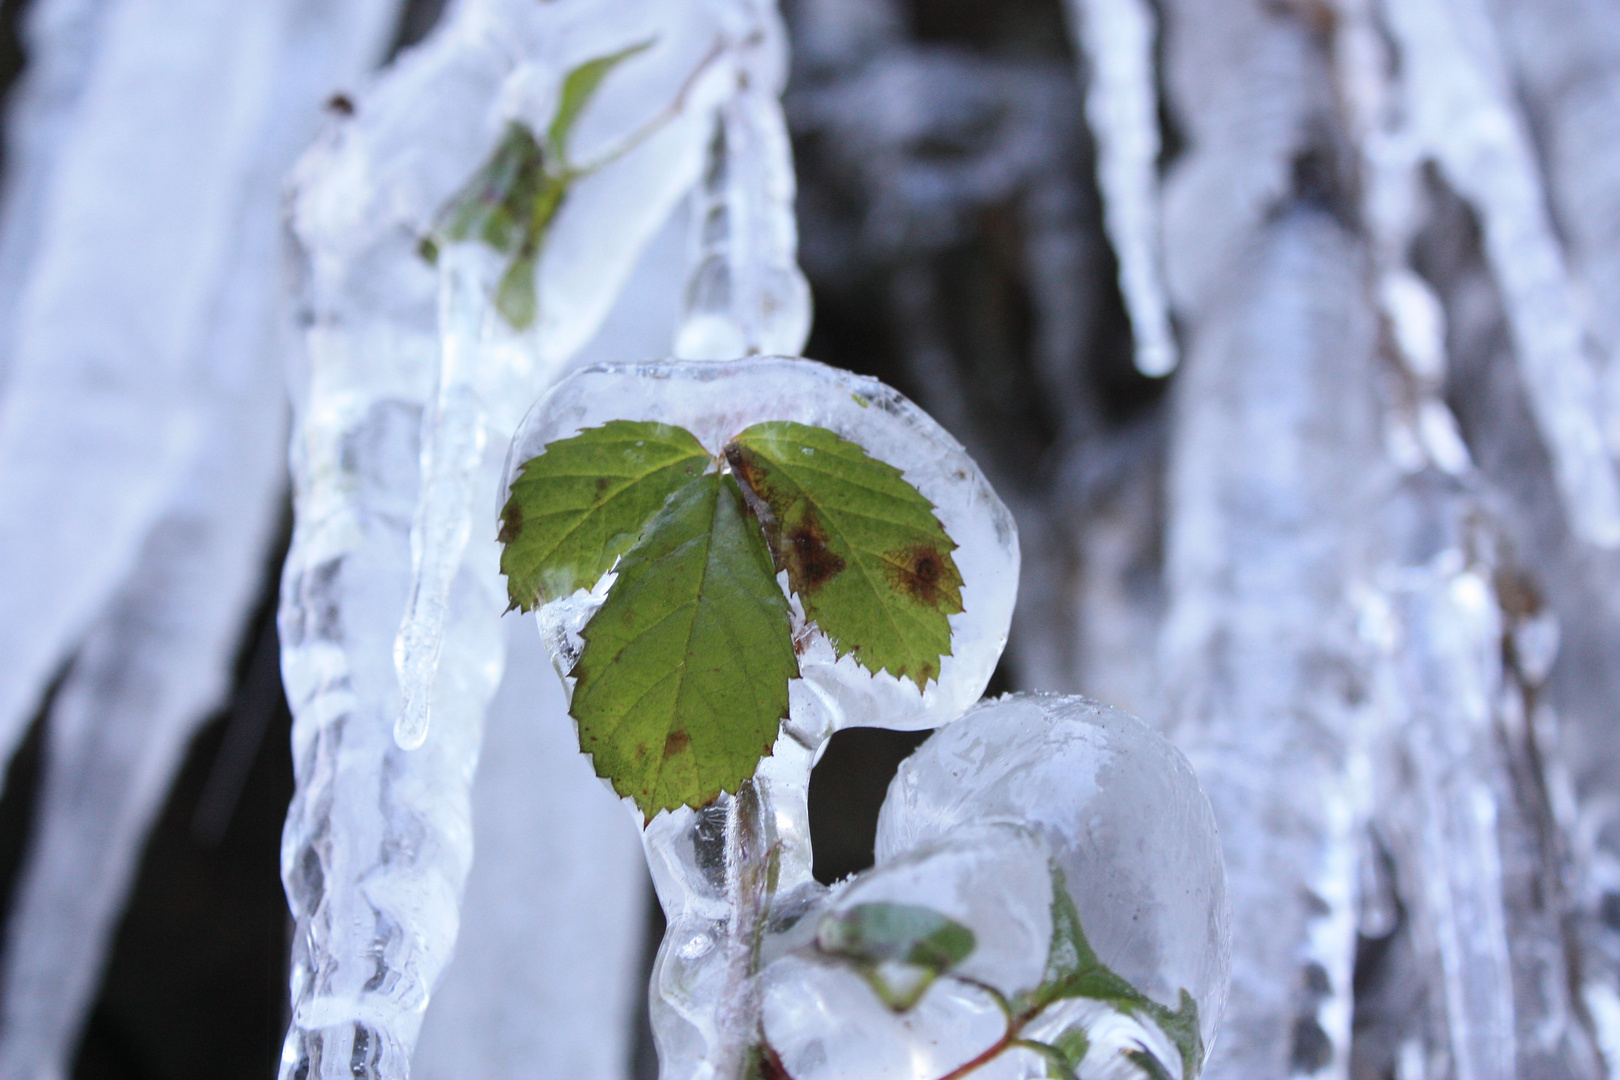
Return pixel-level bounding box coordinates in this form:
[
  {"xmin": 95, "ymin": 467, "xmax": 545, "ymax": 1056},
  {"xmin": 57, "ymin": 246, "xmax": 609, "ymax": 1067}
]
[
  {"xmin": 673, "ymin": 0, "xmax": 810, "ymax": 360},
  {"xmin": 1061, "ymin": 0, "xmax": 1174, "ymax": 377},
  {"xmin": 1158, "ymin": 207, "xmax": 1384, "ymax": 1079},
  {"xmin": 877, "ymin": 694, "xmax": 1230, "ymax": 1050},
  {"xmin": 758, "ymin": 693, "xmax": 1229, "ymax": 1080},
  {"xmin": 503, "ymin": 356, "xmax": 1017, "ymax": 1078},
  {"xmin": 1379, "ymin": 0, "xmax": 1620, "ymax": 548},
  {"xmin": 0, "ymin": 1, "xmax": 402, "ymax": 1076},
  {"xmin": 412, "ymin": 617, "xmax": 647, "ymax": 1080},
  {"xmin": 1358, "ymin": 473, "xmax": 1602, "ymax": 1079},
  {"xmin": 279, "ymin": 1, "xmax": 803, "ymax": 1075},
  {"xmin": 0, "ymin": 0, "xmax": 389, "ymax": 778}
]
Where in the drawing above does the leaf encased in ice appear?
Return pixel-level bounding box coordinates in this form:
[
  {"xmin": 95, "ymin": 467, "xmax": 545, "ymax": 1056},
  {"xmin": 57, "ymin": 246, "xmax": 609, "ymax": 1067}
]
[
  {"xmin": 568, "ymin": 472, "xmax": 799, "ymax": 818},
  {"xmin": 726, "ymin": 420, "xmax": 963, "ymax": 688},
  {"xmin": 498, "ymin": 420, "xmax": 711, "ymax": 611}
]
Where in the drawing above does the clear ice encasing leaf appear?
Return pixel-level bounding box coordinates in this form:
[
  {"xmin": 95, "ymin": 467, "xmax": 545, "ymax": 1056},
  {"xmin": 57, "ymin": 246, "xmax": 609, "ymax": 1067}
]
[
  {"xmin": 875, "ymin": 693, "xmax": 1232, "ymax": 1073},
  {"xmin": 501, "ymin": 355, "xmax": 1020, "ymax": 1078}
]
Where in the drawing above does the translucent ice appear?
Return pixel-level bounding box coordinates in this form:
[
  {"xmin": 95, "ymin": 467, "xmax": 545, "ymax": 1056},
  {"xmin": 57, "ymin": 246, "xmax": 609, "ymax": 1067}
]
[
  {"xmin": 1158, "ymin": 209, "xmax": 1383, "ymax": 1079},
  {"xmin": 759, "ymin": 826, "xmax": 1050, "ymax": 1080},
  {"xmin": 504, "ymin": 356, "xmax": 1020, "ymax": 742},
  {"xmin": 279, "ymin": 2, "xmax": 806, "ymax": 1074},
  {"xmin": 1062, "ymin": 0, "xmax": 1176, "ymax": 377},
  {"xmin": 0, "ymin": 0, "xmax": 401, "ymax": 1073},
  {"xmin": 757, "ymin": 693, "xmax": 1229, "ymax": 1080},
  {"xmin": 393, "ymin": 246, "xmax": 503, "ymax": 750},
  {"xmin": 1382, "ymin": 0, "xmax": 1620, "ymax": 548},
  {"xmin": 877, "ymin": 694, "xmax": 1231, "ymax": 1059},
  {"xmin": 673, "ymin": 0, "xmax": 811, "ymax": 360}
]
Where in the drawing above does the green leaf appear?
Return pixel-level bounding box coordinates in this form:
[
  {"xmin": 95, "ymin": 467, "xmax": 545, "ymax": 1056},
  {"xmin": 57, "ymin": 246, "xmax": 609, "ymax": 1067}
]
[
  {"xmin": 1025, "ymin": 864, "xmax": 1202, "ymax": 1080},
  {"xmin": 726, "ymin": 421, "xmax": 963, "ymax": 688},
  {"xmin": 816, "ymin": 902, "xmax": 976, "ymax": 1010},
  {"xmin": 569, "ymin": 472, "xmax": 798, "ymax": 818},
  {"xmin": 548, "ymin": 40, "xmax": 655, "ymax": 161},
  {"xmin": 437, "ymin": 121, "xmax": 549, "ymax": 257},
  {"xmin": 498, "ymin": 421, "xmax": 711, "ymax": 611},
  {"xmin": 1050, "ymin": 1029, "xmax": 1090, "ymax": 1074}
]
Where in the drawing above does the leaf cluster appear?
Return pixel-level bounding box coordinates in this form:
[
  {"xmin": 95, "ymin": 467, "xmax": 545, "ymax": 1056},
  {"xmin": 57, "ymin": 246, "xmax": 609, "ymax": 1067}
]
[
  {"xmin": 421, "ymin": 42, "xmax": 651, "ymax": 328},
  {"xmin": 798, "ymin": 865, "xmax": 1200, "ymax": 1080},
  {"xmin": 498, "ymin": 419, "xmax": 963, "ymax": 818},
  {"xmin": 1017, "ymin": 864, "xmax": 1202, "ymax": 1080}
]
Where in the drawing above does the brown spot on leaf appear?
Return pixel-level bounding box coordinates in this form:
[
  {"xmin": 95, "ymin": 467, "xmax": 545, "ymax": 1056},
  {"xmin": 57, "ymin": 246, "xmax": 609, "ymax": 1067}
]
[
  {"xmin": 497, "ymin": 500, "xmax": 522, "ymax": 543},
  {"xmin": 595, "ymin": 476, "xmax": 609, "ymax": 494},
  {"xmin": 664, "ymin": 729, "xmax": 690, "ymax": 758},
  {"xmin": 724, "ymin": 445, "xmax": 768, "ymax": 497},
  {"xmin": 781, "ymin": 508, "xmax": 845, "ymax": 591},
  {"xmin": 886, "ymin": 544, "xmax": 955, "ymax": 608}
]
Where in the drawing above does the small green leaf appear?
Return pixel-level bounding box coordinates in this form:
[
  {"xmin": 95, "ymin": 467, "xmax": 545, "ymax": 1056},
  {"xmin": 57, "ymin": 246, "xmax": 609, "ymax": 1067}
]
[
  {"xmin": 548, "ymin": 40, "xmax": 655, "ymax": 161},
  {"xmin": 1010, "ymin": 1037, "xmax": 1080, "ymax": 1080},
  {"xmin": 570, "ymin": 472, "xmax": 798, "ymax": 818},
  {"xmin": 1123, "ymin": 1049, "xmax": 1176, "ymax": 1080},
  {"xmin": 726, "ymin": 421, "xmax": 963, "ymax": 688},
  {"xmin": 437, "ymin": 121, "xmax": 549, "ymax": 257},
  {"xmin": 817, "ymin": 901, "xmax": 976, "ymax": 1010},
  {"xmin": 1027, "ymin": 864, "xmax": 1202, "ymax": 1080},
  {"xmin": 498, "ymin": 421, "xmax": 711, "ymax": 610},
  {"xmin": 1051, "ymin": 1028, "xmax": 1090, "ymax": 1073}
]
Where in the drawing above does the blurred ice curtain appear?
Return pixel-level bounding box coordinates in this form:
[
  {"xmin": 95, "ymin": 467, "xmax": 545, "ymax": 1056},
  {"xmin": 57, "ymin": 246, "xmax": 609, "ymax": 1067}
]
[{"xmin": 0, "ymin": 1, "xmax": 402, "ymax": 1076}]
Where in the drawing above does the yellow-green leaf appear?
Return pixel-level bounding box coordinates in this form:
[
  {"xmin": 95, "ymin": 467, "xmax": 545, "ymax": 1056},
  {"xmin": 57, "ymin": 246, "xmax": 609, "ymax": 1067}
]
[
  {"xmin": 726, "ymin": 421, "xmax": 963, "ymax": 688},
  {"xmin": 1026, "ymin": 864, "xmax": 1202, "ymax": 1080},
  {"xmin": 548, "ymin": 40, "xmax": 655, "ymax": 161},
  {"xmin": 817, "ymin": 901, "xmax": 977, "ymax": 1010},
  {"xmin": 570, "ymin": 473, "xmax": 798, "ymax": 818},
  {"xmin": 498, "ymin": 421, "xmax": 711, "ymax": 611}
]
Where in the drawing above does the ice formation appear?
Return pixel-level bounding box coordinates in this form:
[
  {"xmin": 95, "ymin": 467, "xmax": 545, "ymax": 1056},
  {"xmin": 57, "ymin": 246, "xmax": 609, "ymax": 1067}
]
[
  {"xmin": 1060, "ymin": 0, "xmax": 1174, "ymax": 378},
  {"xmin": 276, "ymin": 1, "xmax": 811, "ymax": 1075},
  {"xmin": 0, "ymin": 0, "xmax": 403, "ymax": 1075},
  {"xmin": 505, "ymin": 355, "xmax": 1020, "ymax": 1077},
  {"xmin": 1158, "ymin": 205, "xmax": 1383, "ymax": 1079},
  {"xmin": 411, "ymin": 617, "xmax": 648, "ymax": 1079},
  {"xmin": 1382, "ymin": 0, "xmax": 1620, "ymax": 549},
  {"xmin": 761, "ymin": 693, "xmax": 1229, "ymax": 1080}
]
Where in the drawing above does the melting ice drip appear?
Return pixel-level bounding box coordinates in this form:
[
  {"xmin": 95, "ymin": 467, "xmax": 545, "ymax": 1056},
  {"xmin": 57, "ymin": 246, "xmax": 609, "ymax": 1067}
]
[{"xmin": 505, "ymin": 358, "xmax": 1229, "ymax": 1078}]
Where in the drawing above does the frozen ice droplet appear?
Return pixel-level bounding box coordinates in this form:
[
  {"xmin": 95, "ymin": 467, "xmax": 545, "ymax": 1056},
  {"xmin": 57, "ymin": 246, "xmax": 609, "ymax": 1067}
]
[
  {"xmin": 503, "ymin": 356, "xmax": 1020, "ymax": 737},
  {"xmin": 877, "ymin": 692, "xmax": 1232, "ymax": 1064}
]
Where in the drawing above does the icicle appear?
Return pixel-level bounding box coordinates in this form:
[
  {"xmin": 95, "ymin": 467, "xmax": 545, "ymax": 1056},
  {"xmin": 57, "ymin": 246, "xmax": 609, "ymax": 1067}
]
[
  {"xmin": 1062, "ymin": 0, "xmax": 1176, "ymax": 377},
  {"xmin": 411, "ymin": 618, "xmax": 648, "ymax": 1079},
  {"xmin": 1364, "ymin": 482, "xmax": 1520, "ymax": 1080},
  {"xmin": 0, "ymin": 0, "xmax": 402, "ymax": 1071},
  {"xmin": 1157, "ymin": 0, "xmax": 1318, "ymax": 322},
  {"xmin": 1380, "ymin": 0, "xmax": 1620, "ymax": 549},
  {"xmin": 278, "ymin": 3, "xmax": 738, "ymax": 1075},
  {"xmin": 1486, "ymin": 0, "xmax": 1620, "ymax": 461},
  {"xmin": 0, "ymin": 0, "xmax": 296, "ymax": 775},
  {"xmin": 393, "ymin": 246, "xmax": 497, "ymax": 750},
  {"xmin": 674, "ymin": 0, "xmax": 810, "ymax": 359},
  {"xmin": 0, "ymin": 395, "xmax": 284, "ymax": 1080},
  {"xmin": 1158, "ymin": 209, "xmax": 1384, "ymax": 1079},
  {"xmin": 0, "ymin": 0, "xmax": 114, "ymax": 391},
  {"xmin": 1328, "ymin": 6, "xmax": 1602, "ymax": 1069}
]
